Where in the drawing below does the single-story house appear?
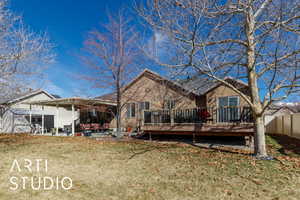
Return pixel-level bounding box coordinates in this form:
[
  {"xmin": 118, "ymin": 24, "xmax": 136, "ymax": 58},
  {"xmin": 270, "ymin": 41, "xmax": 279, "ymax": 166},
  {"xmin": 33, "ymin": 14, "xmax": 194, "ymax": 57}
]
[
  {"xmin": 97, "ymin": 69, "xmax": 254, "ymax": 137},
  {"xmin": 6, "ymin": 69, "xmax": 254, "ymax": 137}
]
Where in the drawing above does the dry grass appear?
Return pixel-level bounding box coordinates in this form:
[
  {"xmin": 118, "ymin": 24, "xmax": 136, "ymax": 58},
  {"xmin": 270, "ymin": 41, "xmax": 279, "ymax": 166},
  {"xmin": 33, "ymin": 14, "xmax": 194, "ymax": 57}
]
[{"xmin": 0, "ymin": 134, "xmax": 299, "ymax": 200}]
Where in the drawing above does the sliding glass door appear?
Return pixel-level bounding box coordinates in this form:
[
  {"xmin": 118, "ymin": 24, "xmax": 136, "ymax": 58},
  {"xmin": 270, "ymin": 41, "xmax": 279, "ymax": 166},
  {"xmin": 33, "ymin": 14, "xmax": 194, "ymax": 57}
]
[{"xmin": 218, "ymin": 96, "xmax": 240, "ymax": 122}]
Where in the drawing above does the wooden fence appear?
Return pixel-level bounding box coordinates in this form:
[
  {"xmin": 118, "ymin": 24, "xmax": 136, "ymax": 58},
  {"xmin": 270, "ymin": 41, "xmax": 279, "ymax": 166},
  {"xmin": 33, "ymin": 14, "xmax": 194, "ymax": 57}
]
[{"xmin": 265, "ymin": 113, "xmax": 300, "ymax": 140}]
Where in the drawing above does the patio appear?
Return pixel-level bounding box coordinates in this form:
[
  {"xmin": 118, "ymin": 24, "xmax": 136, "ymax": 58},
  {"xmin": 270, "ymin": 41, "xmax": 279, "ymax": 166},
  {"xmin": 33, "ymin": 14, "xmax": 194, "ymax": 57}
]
[{"xmin": 27, "ymin": 97, "xmax": 116, "ymax": 136}]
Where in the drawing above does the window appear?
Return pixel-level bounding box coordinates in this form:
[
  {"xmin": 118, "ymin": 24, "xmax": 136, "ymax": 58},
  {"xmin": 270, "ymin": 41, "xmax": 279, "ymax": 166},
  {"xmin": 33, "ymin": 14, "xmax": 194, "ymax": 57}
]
[
  {"xmin": 126, "ymin": 103, "xmax": 136, "ymax": 118},
  {"xmin": 218, "ymin": 96, "xmax": 239, "ymax": 107},
  {"xmin": 164, "ymin": 100, "xmax": 176, "ymax": 110},
  {"xmin": 139, "ymin": 102, "xmax": 150, "ymax": 111},
  {"xmin": 218, "ymin": 96, "xmax": 240, "ymax": 122}
]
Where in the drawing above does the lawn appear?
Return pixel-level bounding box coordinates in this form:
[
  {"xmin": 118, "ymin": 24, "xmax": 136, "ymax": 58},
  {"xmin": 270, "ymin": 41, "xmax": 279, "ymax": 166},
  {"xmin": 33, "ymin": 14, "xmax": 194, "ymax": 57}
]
[{"xmin": 0, "ymin": 134, "xmax": 299, "ymax": 200}]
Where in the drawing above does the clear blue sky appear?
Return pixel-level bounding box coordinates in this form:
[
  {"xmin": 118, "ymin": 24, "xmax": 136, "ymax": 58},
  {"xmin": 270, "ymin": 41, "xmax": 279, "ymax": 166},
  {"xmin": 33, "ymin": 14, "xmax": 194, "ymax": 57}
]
[{"xmin": 10, "ymin": 0, "xmax": 138, "ymax": 97}]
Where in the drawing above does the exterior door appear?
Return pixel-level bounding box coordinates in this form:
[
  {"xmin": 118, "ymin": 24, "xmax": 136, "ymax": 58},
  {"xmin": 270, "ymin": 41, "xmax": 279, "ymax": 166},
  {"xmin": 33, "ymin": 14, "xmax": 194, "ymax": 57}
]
[{"xmin": 218, "ymin": 96, "xmax": 239, "ymax": 122}]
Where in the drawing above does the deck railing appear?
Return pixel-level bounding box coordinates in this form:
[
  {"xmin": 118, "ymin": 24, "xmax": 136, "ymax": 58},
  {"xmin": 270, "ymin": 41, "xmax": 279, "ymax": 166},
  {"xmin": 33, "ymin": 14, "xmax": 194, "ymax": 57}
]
[{"xmin": 143, "ymin": 107, "xmax": 253, "ymax": 125}]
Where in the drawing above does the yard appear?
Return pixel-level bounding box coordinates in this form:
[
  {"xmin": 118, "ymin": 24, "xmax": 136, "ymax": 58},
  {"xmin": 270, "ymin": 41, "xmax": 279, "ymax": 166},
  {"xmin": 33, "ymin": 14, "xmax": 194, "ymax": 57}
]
[{"xmin": 0, "ymin": 134, "xmax": 299, "ymax": 200}]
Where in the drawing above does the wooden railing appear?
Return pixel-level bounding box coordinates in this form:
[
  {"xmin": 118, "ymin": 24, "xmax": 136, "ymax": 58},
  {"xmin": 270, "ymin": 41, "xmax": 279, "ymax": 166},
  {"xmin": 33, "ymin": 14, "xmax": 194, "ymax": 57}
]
[{"xmin": 143, "ymin": 107, "xmax": 253, "ymax": 125}]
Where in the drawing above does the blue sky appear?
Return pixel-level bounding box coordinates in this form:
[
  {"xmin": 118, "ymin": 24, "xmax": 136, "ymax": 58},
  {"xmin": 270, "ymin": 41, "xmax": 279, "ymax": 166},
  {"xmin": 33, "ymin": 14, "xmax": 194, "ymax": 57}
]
[{"xmin": 10, "ymin": 0, "xmax": 138, "ymax": 97}]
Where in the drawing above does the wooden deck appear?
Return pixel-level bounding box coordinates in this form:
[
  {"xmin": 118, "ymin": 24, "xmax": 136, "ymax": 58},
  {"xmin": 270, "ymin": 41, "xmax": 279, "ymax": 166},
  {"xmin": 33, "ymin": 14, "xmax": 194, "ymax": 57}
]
[{"xmin": 141, "ymin": 123, "xmax": 254, "ymax": 136}]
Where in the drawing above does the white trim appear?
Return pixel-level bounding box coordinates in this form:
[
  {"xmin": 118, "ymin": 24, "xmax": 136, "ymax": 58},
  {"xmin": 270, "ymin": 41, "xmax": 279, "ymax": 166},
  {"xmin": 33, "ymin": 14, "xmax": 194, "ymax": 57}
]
[{"xmin": 6, "ymin": 90, "xmax": 56, "ymax": 104}]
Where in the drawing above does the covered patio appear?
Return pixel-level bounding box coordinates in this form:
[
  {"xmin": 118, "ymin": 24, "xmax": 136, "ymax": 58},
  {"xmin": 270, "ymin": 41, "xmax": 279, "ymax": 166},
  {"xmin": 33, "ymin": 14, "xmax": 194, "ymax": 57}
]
[{"xmin": 27, "ymin": 97, "xmax": 116, "ymax": 136}]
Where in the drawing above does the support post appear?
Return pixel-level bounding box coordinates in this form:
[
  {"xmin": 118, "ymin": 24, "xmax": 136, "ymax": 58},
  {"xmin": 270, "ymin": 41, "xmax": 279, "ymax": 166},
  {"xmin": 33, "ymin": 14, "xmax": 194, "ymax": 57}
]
[
  {"xmin": 72, "ymin": 104, "xmax": 75, "ymax": 136},
  {"xmin": 171, "ymin": 109, "xmax": 174, "ymax": 125},
  {"xmin": 149, "ymin": 132, "xmax": 152, "ymax": 141},
  {"xmin": 29, "ymin": 104, "xmax": 32, "ymax": 124},
  {"xmin": 29, "ymin": 104, "xmax": 32, "ymax": 134},
  {"xmin": 141, "ymin": 110, "xmax": 144, "ymax": 127},
  {"xmin": 193, "ymin": 133, "xmax": 195, "ymax": 144},
  {"xmin": 245, "ymin": 136, "xmax": 250, "ymax": 147},
  {"xmin": 42, "ymin": 106, "xmax": 44, "ymax": 135},
  {"xmin": 56, "ymin": 105, "xmax": 59, "ymax": 136}
]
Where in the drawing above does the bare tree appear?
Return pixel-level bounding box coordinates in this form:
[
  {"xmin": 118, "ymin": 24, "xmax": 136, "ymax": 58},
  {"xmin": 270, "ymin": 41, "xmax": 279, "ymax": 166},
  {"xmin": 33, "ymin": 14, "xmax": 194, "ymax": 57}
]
[
  {"xmin": 82, "ymin": 10, "xmax": 140, "ymax": 137},
  {"xmin": 137, "ymin": 0, "xmax": 300, "ymax": 159},
  {"xmin": 0, "ymin": 0, "xmax": 54, "ymax": 103}
]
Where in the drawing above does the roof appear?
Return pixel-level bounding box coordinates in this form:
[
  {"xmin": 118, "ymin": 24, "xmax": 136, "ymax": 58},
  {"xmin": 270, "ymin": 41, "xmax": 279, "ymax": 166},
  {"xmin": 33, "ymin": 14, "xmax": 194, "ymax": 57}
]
[
  {"xmin": 26, "ymin": 97, "xmax": 117, "ymax": 107},
  {"xmin": 95, "ymin": 92, "xmax": 117, "ymax": 102},
  {"xmin": 96, "ymin": 69, "xmax": 201, "ymax": 101},
  {"xmin": 51, "ymin": 94, "xmax": 61, "ymax": 99},
  {"xmin": 178, "ymin": 76, "xmax": 216, "ymax": 95},
  {"xmin": 97, "ymin": 69, "xmax": 249, "ymax": 98},
  {"xmin": 266, "ymin": 103, "xmax": 300, "ymax": 115},
  {"xmin": 0, "ymin": 89, "xmax": 56, "ymax": 105}
]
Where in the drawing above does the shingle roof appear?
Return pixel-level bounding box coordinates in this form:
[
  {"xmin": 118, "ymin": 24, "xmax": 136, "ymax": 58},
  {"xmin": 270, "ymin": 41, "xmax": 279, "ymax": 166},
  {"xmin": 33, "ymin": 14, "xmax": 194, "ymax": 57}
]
[
  {"xmin": 95, "ymin": 92, "xmax": 117, "ymax": 102},
  {"xmin": 96, "ymin": 69, "xmax": 249, "ymax": 100},
  {"xmin": 178, "ymin": 75, "xmax": 248, "ymax": 96},
  {"xmin": 177, "ymin": 76, "xmax": 216, "ymax": 96}
]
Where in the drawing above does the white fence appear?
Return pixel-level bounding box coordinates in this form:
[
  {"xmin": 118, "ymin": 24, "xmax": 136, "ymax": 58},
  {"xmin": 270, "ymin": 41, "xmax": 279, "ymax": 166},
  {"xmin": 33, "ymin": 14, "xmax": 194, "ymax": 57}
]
[{"xmin": 266, "ymin": 113, "xmax": 300, "ymax": 140}]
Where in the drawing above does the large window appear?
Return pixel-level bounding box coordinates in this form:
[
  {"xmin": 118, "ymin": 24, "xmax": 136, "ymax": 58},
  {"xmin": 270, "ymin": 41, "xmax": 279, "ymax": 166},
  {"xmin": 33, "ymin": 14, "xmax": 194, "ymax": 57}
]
[
  {"xmin": 126, "ymin": 103, "xmax": 136, "ymax": 118},
  {"xmin": 218, "ymin": 96, "xmax": 240, "ymax": 122}
]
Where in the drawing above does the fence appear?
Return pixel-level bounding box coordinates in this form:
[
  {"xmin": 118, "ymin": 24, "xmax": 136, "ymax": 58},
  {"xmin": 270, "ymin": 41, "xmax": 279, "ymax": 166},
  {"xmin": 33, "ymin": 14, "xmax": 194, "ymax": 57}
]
[{"xmin": 265, "ymin": 113, "xmax": 300, "ymax": 140}]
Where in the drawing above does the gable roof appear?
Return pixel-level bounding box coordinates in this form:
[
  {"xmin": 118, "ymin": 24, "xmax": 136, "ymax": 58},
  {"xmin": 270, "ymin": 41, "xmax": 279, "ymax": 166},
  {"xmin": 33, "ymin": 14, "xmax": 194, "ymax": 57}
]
[
  {"xmin": 96, "ymin": 69, "xmax": 197, "ymax": 101},
  {"xmin": 1, "ymin": 90, "xmax": 56, "ymax": 105},
  {"xmin": 96, "ymin": 69, "xmax": 249, "ymax": 100},
  {"xmin": 266, "ymin": 103, "xmax": 300, "ymax": 115}
]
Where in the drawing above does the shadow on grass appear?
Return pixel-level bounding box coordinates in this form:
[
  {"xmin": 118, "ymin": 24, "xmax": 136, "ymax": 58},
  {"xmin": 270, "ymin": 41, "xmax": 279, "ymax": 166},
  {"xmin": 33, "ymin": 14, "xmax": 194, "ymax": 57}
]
[
  {"xmin": 131, "ymin": 134, "xmax": 252, "ymax": 157},
  {"xmin": 268, "ymin": 134, "xmax": 300, "ymax": 156},
  {"xmin": 127, "ymin": 141, "xmax": 180, "ymax": 160}
]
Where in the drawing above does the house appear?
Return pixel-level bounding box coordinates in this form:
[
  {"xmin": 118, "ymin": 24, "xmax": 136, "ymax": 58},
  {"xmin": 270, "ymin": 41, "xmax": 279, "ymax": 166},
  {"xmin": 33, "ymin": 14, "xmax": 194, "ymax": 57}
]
[
  {"xmin": 264, "ymin": 103, "xmax": 300, "ymax": 126},
  {"xmin": 0, "ymin": 90, "xmax": 79, "ymax": 133},
  {"xmin": 97, "ymin": 69, "xmax": 254, "ymax": 137},
  {"xmin": 10, "ymin": 69, "xmax": 253, "ymax": 138}
]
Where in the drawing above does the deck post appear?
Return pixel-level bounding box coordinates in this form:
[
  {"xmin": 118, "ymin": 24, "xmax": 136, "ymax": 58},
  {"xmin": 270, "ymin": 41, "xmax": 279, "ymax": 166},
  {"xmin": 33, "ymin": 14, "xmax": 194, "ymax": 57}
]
[
  {"xmin": 56, "ymin": 105, "xmax": 59, "ymax": 136},
  {"xmin": 72, "ymin": 104, "xmax": 75, "ymax": 136},
  {"xmin": 149, "ymin": 132, "xmax": 152, "ymax": 141},
  {"xmin": 245, "ymin": 136, "xmax": 250, "ymax": 146},
  {"xmin": 193, "ymin": 133, "xmax": 195, "ymax": 144},
  {"xmin": 151, "ymin": 112, "xmax": 154, "ymax": 124},
  {"xmin": 171, "ymin": 109, "xmax": 174, "ymax": 125},
  {"xmin": 42, "ymin": 106, "xmax": 44, "ymax": 135},
  {"xmin": 141, "ymin": 109, "xmax": 144, "ymax": 128}
]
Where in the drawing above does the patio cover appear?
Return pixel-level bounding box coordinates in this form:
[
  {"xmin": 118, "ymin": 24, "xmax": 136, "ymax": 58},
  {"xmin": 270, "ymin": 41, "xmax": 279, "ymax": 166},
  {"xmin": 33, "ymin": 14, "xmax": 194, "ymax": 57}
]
[
  {"xmin": 26, "ymin": 97, "xmax": 116, "ymax": 136},
  {"xmin": 26, "ymin": 97, "xmax": 116, "ymax": 107}
]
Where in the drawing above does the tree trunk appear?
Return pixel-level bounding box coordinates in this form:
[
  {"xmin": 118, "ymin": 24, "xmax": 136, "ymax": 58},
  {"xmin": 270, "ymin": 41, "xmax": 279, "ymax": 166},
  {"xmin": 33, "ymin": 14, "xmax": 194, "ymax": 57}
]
[
  {"xmin": 116, "ymin": 104, "xmax": 121, "ymax": 138},
  {"xmin": 116, "ymin": 80, "xmax": 122, "ymax": 138},
  {"xmin": 254, "ymin": 116, "xmax": 267, "ymax": 158},
  {"xmin": 245, "ymin": 5, "xmax": 269, "ymax": 159}
]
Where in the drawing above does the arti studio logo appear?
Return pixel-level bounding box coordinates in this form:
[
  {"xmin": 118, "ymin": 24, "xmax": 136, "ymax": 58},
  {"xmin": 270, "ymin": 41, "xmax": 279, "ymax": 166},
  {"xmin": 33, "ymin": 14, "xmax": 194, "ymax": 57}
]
[{"xmin": 9, "ymin": 159, "xmax": 72, "ymax": 191}]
